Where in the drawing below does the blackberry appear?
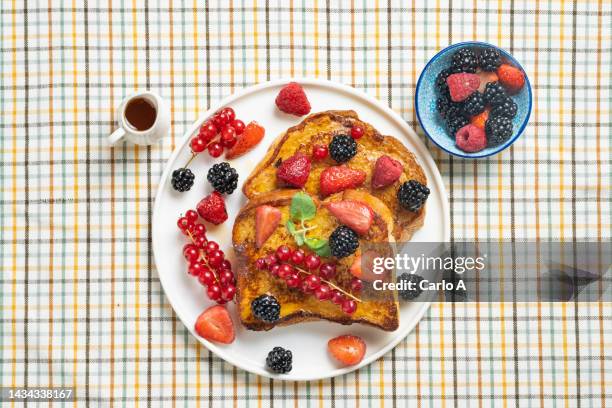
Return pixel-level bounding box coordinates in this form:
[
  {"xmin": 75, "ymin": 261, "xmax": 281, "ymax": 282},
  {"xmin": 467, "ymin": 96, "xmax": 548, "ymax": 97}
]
[
  {"xmin": 446, "ymin": 113, "xmax": 469, "ymax": 136},
  {"xmin": 490, "ymin": 96, "xmax": 517, "ymax": 119},
  {"xmin": 329, "ymin": 226, "xmax": 359, "ymax": 258},
  {"xmin": 206, "ymin": 162, "xmax": 239, "ymax": 194},
  {"xmin": 266, "ymin": 347, "xmax": 292, "ymax": 374},
  {"xmin": 436, "ymin": 95, "xmax": 463, "ymax": 119},
  {"xmin": 171, "ymin": 168, "xmax": 195, "ymax": 192},
  {"xmin": 483, "ymin": 81, "xmax": 507, "ymax": 105},
  {"xmin": 478, "ymin": 47, "xmax": 502, "ymax": 71},
  {"xmin": 397, "ymin": 180, "xmax": 430, "ymax": 212},
  {"xmin": 251, "ymin": 295, "xmax": 281, "ymax": 323},
  {"xmin": 328, "ymin": 135, "xmax": 357, "ymax": 163},
  {"xmin": 485, "ymin": 115, "xmax": 513, "ymax": 146},
  {"xmin": 397, "ymin": 273, "xmax": 424, "ymax": 300},
  {"xmin": 451, "ymin": 48, "xmax": 478, "ymax": 73},
  {"xmin": 435, "ymin": 68, "xmax": 453, "ymax": 95},
  {"xmin": 462, "ymin": 92, "xmax": 486, "ymax": 117}
]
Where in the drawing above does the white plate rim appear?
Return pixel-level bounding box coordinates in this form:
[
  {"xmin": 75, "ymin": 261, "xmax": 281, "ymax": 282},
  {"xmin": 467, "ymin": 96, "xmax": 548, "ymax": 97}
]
[{"xmin": 153, "ymin": 78, "xmax": 451, "ymax": 381}]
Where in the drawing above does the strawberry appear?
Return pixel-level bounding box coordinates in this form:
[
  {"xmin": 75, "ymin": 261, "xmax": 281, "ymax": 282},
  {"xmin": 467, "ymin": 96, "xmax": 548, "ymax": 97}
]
[
  {"xmin": 194, "ymin": 305, "xmax": 235, "ymax": 344},
  {"xmin": 277, "ymin": 152, "xmax": 311, "ymax": 188},
  {"xmin": 349, "ymin": 251, "xmax": 382, "ymax": 282},
  {"xmin": 371, "ymin": 155, "xmax": 403, "ymax": 189},
  {"xmin": 496, "ymin": 64, "xmax": 525, "ymax": 94},
  {"xmin": 470, "ymin": 107, "xmax": 490, "ymax": 129},
  {"xmin": 255, "ymin": 205, "xmax": 281, "ymax": 248},
  {"xmin": 328, "ymin": 335, "xmax": 366, "ymax": 366},
  {"xmin": 455, "ymin": 124, "xmax": 487, "ymax": 153},
  {"xmin": 319, "ymin": 165, "xmax": 366, "ymax": 197},
  {"xmin": 196, "ymin": 191, "xmax": 228, "ymax": 225},
  {"xmin": 226, "ymin": 121, "xmax": 265, "ymax": 159},
  {"xmin": 325, "ymin": 200, "xmax": 373, "ymax": 235},
  {"xmin": 446, "ymin": 73, "xmax": 480, "ymax": 102},
  {"xmin": 476, "ymin": 71, "xmax": 499, "ymax": 93},
  {"xmin": 275, "ymin": 82, "xmax": 311, "ymax": 116}
]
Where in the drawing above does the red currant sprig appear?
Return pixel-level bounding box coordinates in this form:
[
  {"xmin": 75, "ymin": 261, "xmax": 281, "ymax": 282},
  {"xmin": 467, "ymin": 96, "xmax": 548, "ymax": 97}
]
[
  {"xmin": 177, "ymin": 210, "xmax": 236, "ymax": 304},
  {"xmin": 255, "ymin": 245, "xmax": 362, "ymax": 314}
]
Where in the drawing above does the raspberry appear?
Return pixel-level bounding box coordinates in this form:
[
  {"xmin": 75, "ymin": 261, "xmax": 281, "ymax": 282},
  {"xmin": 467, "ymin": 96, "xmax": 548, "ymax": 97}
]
[
  {"xmin": 275, "ymin": 82, "xmax": 311, "ymax": 116},
  {"xmin": 196, "ymin": 191, "xmax": 228, "ymax": 225},
  {"xmin": 455, "ymin": 124, "xmax": 487, "ymax": 153},
  {"xmin": 446, "ymin": 73, "xmax": 480, "ymax": 102}
]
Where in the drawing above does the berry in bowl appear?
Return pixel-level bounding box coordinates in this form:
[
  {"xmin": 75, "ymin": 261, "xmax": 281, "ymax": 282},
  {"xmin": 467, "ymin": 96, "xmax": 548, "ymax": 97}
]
[{"xmin": 415, "ymin": 41, "xmax": 532, "ymax": 158}]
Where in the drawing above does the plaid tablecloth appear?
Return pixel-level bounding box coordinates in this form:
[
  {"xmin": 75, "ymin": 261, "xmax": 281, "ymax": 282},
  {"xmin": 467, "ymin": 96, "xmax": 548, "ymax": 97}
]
[{"xmin": 1, "ymin": 1, "xmax": 610, "ymax": 406}]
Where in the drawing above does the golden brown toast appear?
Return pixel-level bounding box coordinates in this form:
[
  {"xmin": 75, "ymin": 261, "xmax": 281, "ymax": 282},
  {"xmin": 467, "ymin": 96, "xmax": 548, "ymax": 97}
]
[
  {"xmin": 232, "ymin": 189, "xmax": 399, "ymax": 331},
  {"xmin": 242, "ymin": 110, "xmax": 427, "ymax": 241}
]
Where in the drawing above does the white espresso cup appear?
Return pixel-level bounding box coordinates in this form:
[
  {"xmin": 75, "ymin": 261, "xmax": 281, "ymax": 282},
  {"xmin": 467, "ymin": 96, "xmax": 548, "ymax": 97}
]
[{"xmin": 108, "ymin": 90, "xmax": 170, "ymax": 146}]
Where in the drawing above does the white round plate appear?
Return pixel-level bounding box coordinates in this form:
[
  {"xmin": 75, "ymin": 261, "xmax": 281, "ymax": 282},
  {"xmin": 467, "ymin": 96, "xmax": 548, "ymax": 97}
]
[{"xmin": 153, "ymin": 78, "xmax": 450, "ymax": 381}]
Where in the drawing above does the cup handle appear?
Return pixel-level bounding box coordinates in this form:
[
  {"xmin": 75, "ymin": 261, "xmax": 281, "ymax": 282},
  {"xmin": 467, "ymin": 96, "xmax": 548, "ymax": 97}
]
[{"xmin": 108, "ymin": 128, "xmax": 126, "ymax": 146}]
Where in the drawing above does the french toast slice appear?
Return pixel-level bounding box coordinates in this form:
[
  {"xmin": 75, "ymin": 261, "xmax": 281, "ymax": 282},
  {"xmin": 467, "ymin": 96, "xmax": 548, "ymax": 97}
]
[
  {"xmin": 242, "ymin": 110, "xmax": 427, "ymax": 241},
  {"xmin": 232, "ymin": 189, "xmax": 399, "ymax": 331}
]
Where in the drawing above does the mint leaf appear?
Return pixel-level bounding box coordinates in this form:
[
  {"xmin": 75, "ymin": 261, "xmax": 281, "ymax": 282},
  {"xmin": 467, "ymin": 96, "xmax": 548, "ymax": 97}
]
[
  {"xmin": 290, "ymin": 192, "xmax": 316, "ymax": 222},
  {"xmin": 286, "ymin": 220, "xmax": 305, "ymax": 246},
  {"xmin": 304, "ymin": 237, "xmax": 331, "ymax": 257}
]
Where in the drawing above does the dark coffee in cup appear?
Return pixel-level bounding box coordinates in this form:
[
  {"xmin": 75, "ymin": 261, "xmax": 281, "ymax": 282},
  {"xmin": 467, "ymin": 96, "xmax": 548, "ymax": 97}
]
[{"xmin": 125, "ymin": 97, "xmax": 157, "ymax": 131}]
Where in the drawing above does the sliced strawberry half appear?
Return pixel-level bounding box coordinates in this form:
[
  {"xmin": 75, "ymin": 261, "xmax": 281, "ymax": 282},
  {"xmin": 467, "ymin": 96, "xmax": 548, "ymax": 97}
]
[
  {"xmin": 328, "ymin": 335, "xmax": 366, "ymax": 366},
  {"xmin": 255, "ymin": 205, "xmax": 282, "ymax": 248},
  {"xmin": 277, "ymin": 152, "xmax": 312, "ymax": 188},
  {"xmin": 194, "ymin": 305, "xmax": 235, "ymax": 344},
  {"xmin": 320, "ymin": 165, "xmax": 366, "ymax": 197},
  {"xmin": 226, "ymin": 121, "xmax": 265, "ymax": 159},
  {"xmin": 349, "ymin": 251, "xmax": 382, "ymax": 283},
  {"xmin": 325, "ymin": 200, "xmax": 373, "ymax": 235}
]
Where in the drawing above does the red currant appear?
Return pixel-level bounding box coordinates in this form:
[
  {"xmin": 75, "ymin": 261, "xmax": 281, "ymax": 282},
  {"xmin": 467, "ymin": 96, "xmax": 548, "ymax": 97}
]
[
  {"xmin": 200, "ymin": 121, "xmax": 218, "ymax": 139},
  {"xmin": 306, "ymin": 274, "xmax": 321, "ymax": 290},
  {"xmin": 221, "ymin": 259, "xmax": 232, "ymax": 270},
  {"xmin": 230, "ymin": 119, "xmax": 245, "ymax": 135},
  {"xmin": 208, "ymin": 250, "xmax": 225, "ymax": 268},
  {"xmin": 278, "ymin": 264, "xmax": 294, "ymax": 279},
  {"xmin": 192, "ymin": 223, "xmax": 206, "ymax": 236},
  {"xmin": 190, "ymin": 136, "xmax": 207, "ymax": 153},
  {"xmin": 221, "ymin": 284, "xmax": 236, "ymax": 301},
  {"xmin": 188, "ymin": 262, "xmax": 204, "ymax": 276},
  {"xmin": 183, "ymin": 246, "xmax": 200, "ymax": 263},
  {"xmin": 315, "ymin": 284, "xmax": 332, "ymax": 300},
  {"xmin": 300, "ymin": 279, "xmax": 313, "ymax": 293},
  {"xmin": 220, "ymin": 126, "xmax": 237, "ymax": 148},
  {"xmin": 318, "ymin": 263, "xmax": 336, "ymax": 279},
  {"xmin": 350, "ymin": 278, "xmax": 363, "ymax": 292},
  {"xmin": 351, "ymin": 125, "xmax": 364, "ymax": 139},
  {"xmin": 194, "ymin": 235, "xmax": 208, "ymax": 248},
  {"xmin": 341, "ymin": 299, "xmax": 357, "ymax": 314},
  {"xmin": 216, "ymin": 112, "xmax": 230, "ymax": 126},
  {"xmin": 177, "ymin": 217, "xmax": 191, "ymax": 231},
  {"xmin": 255, "ymin": 258, "xmax": 267, "ymax": 270},
  {"xmin": 198, "ymin": 269, "xmax": 215, "ymax": 286},
  {"xmin": 211, "ymin": 114, "xmax": 225, "ymax": 130},
  {"xmin": 331, "ymin": 290, "xmax": 345, "ymax": 305},
  {"xmin": 205, "ymin": 241, "xmax": 219, "ymax": 255},
  {"xmin": 275, "ymin": 245, "xmax": 292, "ymax": 262},
  {"xmin": 219, "ymin": 269, "xmax": 234, "ymax": 285},
  {"xmin": 207, "ymin": 142, "xmax": 224, "ymax": 158},
  {"xmin": 265, "ymin": 254, "xmax": 278, "ymax": 268},
  {"xmin": 207, "ymin": 284, "xmax": 222, "ymax": 301},
  {"xmin": 270, "ymin": 264, "xmax": 281, "ymax": 277},
  {"xmin": 312, "ymin": 144, "xmax": 328, "ymax": 160},
  {"xmin": 286, "ymin": 273, "xmax": 301, "ymax": 288},
  {"xmin": 290, "ymin": 249, "xmax": 305, "ymax": 265},
  {"xmin": 221, "ymin": 107, "xmax": 236, "ymax": 122},
  {"xmin": 185, "ymin": 210, "xmax": 199, "ymax": 223},
  {"xmin": 304, "ymin": 254, "xmax": 321, "ymax": 270}
]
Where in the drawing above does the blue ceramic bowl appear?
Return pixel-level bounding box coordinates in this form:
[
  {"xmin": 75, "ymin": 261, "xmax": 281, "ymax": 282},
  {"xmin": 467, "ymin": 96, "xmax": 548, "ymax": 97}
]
[{"xmin": 415, "ymin": 41, "xmax": 532, "ymax": 158}]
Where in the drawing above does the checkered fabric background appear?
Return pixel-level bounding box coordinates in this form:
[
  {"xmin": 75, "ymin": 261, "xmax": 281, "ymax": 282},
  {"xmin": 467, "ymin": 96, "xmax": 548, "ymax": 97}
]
[{"xmin": 1, "ymin": 1, "xmax": 610, "ymax": 406}]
